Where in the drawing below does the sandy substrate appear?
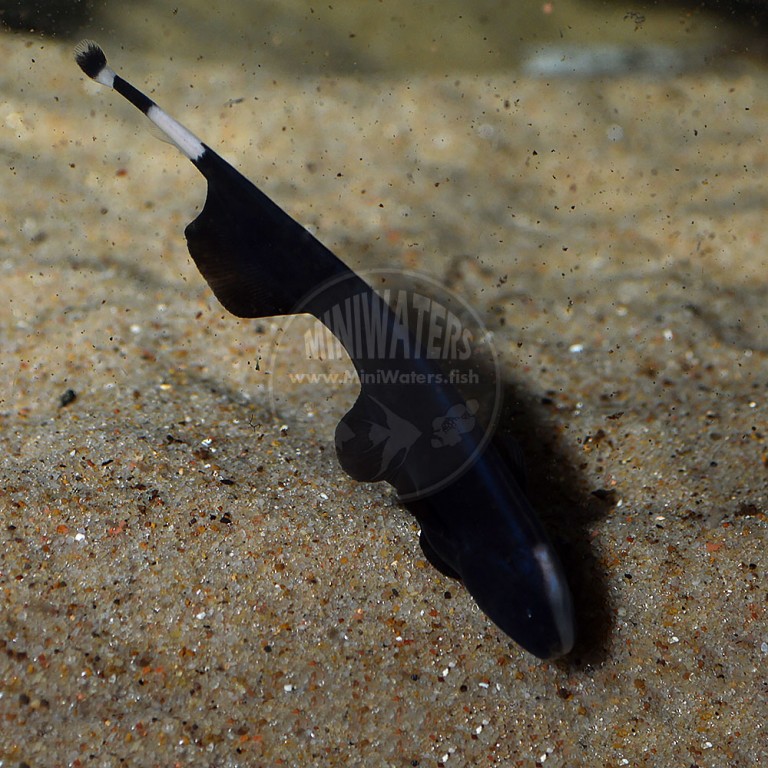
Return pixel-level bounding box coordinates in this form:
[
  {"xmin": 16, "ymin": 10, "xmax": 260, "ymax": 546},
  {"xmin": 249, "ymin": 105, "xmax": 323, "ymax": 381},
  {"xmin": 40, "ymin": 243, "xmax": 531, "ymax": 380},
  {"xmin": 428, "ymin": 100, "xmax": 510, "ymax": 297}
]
[{"xmin": 1, "ymin": 30, "xmax": 767, "ymax": 767}]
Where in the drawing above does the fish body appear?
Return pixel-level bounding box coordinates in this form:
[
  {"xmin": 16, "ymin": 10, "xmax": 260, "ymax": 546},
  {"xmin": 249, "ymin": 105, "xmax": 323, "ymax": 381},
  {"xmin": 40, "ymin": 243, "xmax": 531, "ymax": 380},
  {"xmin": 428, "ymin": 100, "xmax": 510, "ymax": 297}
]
[{"xmin": 74, "ymin": 40, "xmax": 575, "ymax": 658}]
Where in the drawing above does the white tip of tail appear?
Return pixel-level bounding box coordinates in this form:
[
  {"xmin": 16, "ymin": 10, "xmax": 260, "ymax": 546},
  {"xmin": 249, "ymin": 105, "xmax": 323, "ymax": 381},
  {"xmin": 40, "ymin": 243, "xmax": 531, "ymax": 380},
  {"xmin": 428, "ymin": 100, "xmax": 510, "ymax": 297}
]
[
  {"xmin": 73, "ymin": 40, "xmax": 205, "ymax": 162},
  {"xmin": 74, "ymin": 40, "xmax": 116, "ymax": 88}
]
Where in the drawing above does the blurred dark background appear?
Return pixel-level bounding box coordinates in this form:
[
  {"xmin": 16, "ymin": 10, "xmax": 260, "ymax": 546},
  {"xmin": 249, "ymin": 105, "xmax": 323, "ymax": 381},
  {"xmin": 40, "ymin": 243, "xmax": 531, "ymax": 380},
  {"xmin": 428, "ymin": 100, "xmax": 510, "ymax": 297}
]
[{"xmin": 1, "ymin": 0, "xmax": 765, "ymax": 76}]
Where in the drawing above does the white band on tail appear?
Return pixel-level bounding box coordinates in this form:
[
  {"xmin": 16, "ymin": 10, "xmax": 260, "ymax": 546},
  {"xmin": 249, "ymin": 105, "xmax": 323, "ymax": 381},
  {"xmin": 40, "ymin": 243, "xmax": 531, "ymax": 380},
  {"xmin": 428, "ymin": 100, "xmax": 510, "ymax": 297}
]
[
  {"xmin": 147, "ymin": 104, "xmax": 205, "ymax": 161},
  {"xmin": 94, "ymin": 66, "xmax": 116, "ymax": 88}
]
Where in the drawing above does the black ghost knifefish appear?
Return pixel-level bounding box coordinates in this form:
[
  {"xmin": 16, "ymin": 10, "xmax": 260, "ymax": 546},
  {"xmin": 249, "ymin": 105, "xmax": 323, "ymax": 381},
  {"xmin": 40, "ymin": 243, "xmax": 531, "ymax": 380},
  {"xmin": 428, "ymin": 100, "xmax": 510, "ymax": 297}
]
[{"xmin": 73, "ymin": 40, "xmax": 574, "ymax": 658}]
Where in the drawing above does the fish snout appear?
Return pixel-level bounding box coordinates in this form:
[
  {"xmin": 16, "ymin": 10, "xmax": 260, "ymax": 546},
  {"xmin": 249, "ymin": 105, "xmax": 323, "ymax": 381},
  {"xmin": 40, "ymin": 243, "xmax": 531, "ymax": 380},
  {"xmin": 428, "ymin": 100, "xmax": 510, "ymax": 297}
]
[{"xmin": 459, "ymin": 542, "xmax": 575, "ymax": 659}]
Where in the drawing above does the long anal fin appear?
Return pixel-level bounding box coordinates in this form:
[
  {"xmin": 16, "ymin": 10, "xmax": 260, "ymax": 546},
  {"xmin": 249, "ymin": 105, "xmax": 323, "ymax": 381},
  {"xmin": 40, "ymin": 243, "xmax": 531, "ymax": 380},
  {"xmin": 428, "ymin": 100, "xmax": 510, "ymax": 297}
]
[{"xmin": 418, "ymin": 530, "xmax": 461, "ymax": 580}]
